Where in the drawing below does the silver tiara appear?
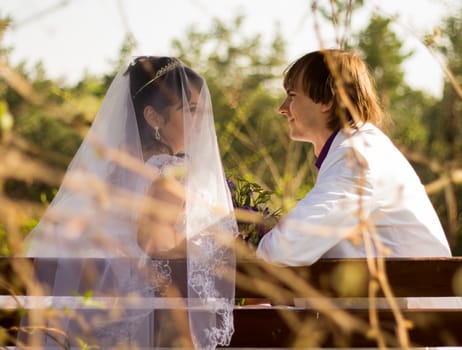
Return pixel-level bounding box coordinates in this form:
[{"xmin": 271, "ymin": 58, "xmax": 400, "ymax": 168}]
[{"xmin": 132, "ymin": 60, "xmax": 182, "ymax": 98}]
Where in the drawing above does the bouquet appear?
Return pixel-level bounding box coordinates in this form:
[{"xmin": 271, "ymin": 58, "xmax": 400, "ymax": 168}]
[{"xmin": 227, "ymin": 177, "xmax": 280, "ymax": 247}]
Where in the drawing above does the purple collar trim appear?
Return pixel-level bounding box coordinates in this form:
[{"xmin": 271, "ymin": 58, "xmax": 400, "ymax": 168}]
[{"xmin": 315, "ymin": 130, "xmax": 339, "ymax": 170}]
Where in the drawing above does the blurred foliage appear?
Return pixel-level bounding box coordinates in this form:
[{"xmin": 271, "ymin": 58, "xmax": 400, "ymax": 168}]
[
  {"xmin": 314, "ymin": 0, "xmax": 365, "ymax": 48},
  {"xmin": 172, "ymin": 15, "xmax": 314, "ymax": 212},
  {"xmin": 349, "ymin": 13, "xmax": 433, "ymax": 148},
  {"xmin": 0, "ymin": 3, "xmax": 462, "ymax": 256},
  {"xmin": 426, "ymin": 11, "xmax": 462, "ymax": 161},
  {"xmin": 424, "ymin": 7, "xmax": 462, "ymax": 250}
]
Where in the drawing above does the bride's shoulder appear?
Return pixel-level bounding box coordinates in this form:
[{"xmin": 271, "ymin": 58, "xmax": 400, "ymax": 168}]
[
  {"xmin": 146, "ymin": 154, "xmax": 183, "ymax": 168},
  {"xmin": 146, "ymin": 154, "xmax": 185, "ymax": 178}
]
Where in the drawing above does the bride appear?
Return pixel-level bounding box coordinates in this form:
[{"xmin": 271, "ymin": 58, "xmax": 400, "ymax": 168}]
[{"xmin": 19, "ymin": 56, "xmax": 238, "ymax": 349}]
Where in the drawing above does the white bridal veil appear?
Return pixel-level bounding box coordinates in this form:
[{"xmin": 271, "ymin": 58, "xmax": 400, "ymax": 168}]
[{"xmin": 19, "ymin": 57, "xmax": 238, "ymax": 349}]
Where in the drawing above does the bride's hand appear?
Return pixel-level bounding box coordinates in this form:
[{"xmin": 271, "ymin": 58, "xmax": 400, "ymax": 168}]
[
  {"xmin": 146, "ymin": 238, "xmax": 187, "ymax": 259},
  {"xmin": 137, "ymin": 177, "xmax": 185, "ymax": 256}
]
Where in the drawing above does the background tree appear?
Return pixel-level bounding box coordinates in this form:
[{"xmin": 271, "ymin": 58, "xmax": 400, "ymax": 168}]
[
  {"xmin": 351, "ymin": 14, "xmax": 433, "ymax": 148},
  {"xmin": 420, "ymin": 5, "xmax": 462, "ymax": 252},
  {"xmin": 0, "ymin": 16, "xmax": 110, "ymax": 254},
  {"xmin": 172, "ymin": 15, "xmax": 315, "ymax": 211}
]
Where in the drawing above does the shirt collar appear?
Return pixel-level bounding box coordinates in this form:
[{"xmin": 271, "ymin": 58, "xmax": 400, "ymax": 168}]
[{"xmin": 315, "ymin": 129, "xmax": 339, "ymax": 170}]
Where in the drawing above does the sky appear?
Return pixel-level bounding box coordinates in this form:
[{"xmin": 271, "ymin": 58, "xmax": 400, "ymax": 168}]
[{"xmin": 0, "ymin": 0, "xmax": 457, "ymax": 97}]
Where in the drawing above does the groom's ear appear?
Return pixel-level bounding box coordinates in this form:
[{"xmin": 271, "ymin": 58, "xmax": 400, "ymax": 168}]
[
  {"xmin": 143, "ymin": 106, "xmax": 164, "ymax": 128},
  {"xmin": 320, "ymin": 99, "xmax": 334, "ymax": 113}
]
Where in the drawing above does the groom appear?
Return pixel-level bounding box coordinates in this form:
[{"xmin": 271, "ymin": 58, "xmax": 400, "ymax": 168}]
[{"xmin": 256, "ymin": 49, "xmax": 451, "ymax": 266}]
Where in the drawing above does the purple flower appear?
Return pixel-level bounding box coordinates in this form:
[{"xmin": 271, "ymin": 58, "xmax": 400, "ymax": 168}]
[{"xmin": 242, "ymin": 205, "xmax": 258, "ymax": 212}]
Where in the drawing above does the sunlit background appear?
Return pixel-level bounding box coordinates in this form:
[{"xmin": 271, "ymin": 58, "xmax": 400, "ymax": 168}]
[
  {"xmin": 0, "ymin": 0, "xmax": 461, "ymax": 253},
  {"xmin": 0, "ymin": 0, "xmax": 454, "ymax": 96}
]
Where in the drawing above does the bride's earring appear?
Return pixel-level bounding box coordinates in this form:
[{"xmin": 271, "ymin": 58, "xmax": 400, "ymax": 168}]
[{"xmin": 154, "ymin": 127, "xmax": 161, "ymax": 141}]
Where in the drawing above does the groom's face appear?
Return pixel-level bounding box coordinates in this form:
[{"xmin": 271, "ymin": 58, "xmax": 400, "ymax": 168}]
[{"xmin": 278, "ymin": 77, "xmax": 327, "ymax": 144}]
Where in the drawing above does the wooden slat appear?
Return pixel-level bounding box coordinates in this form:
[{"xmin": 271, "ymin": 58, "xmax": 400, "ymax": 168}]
[
  {"xmin": 3, "ymin": 257, "xmax": 462, "ymax": 297},
  {"xmin": 236, "ymin": 257, "xmax": 462, "ymax": 298}
]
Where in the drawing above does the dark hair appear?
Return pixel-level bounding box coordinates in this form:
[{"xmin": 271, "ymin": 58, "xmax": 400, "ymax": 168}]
[
  {"xmin": 127, "ymin": 56, "xmax": 203, "ymax": 159},
  {"xmin": 283, "ymin": 49, "xmax": 384, "ymax": 130}
]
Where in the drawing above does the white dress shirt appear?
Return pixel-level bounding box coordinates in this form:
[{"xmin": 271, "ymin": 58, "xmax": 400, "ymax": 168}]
[{"xmin": 257, "ymin": 123, "xmax": 451, "ymax": 266}]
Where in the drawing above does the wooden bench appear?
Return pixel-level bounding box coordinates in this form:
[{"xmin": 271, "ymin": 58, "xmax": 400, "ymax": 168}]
[
  {"xmin": 232, "ymin": 257, "xmax": 462, "ymax": 348},
  {"xmin": 0, "ymin": 257, "xmax": 461, "ymax": 348}
]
